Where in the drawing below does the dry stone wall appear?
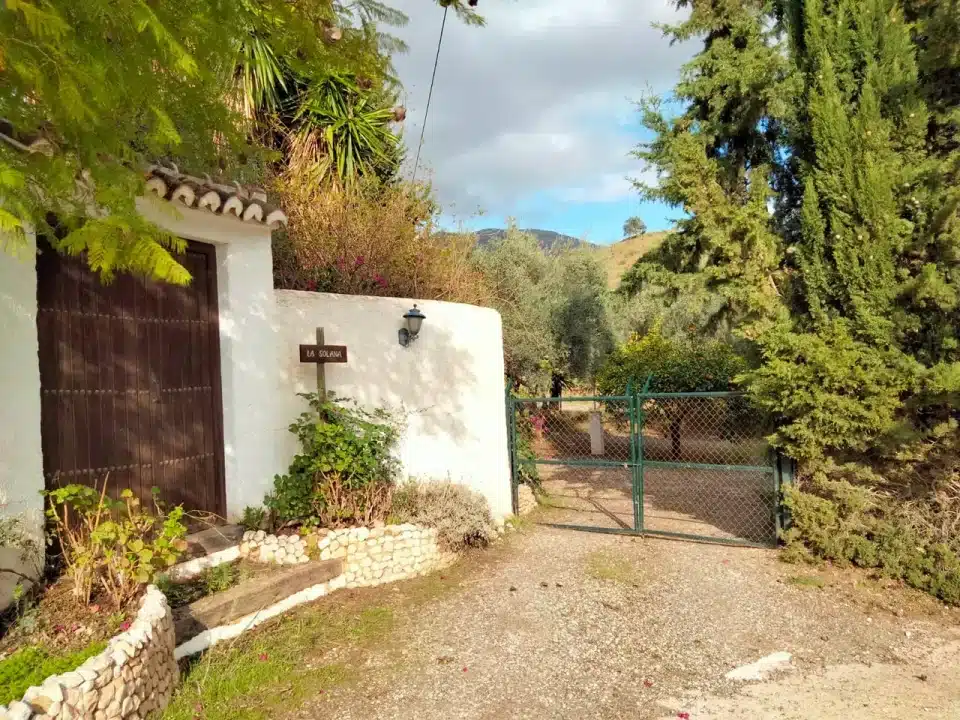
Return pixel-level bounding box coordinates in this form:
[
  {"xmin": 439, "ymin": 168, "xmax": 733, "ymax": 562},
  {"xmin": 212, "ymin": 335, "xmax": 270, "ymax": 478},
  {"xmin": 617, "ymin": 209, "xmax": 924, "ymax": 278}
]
[
  {"xmin": 0, "ymin": 585, "xmax": 177, "ymax": 720},
  {"xmin": 238, "ymin": 530, "xmax": 309, "ymax": 565},
  {"xmin": 319, "ymin": 524, "xmax": 450, "ymax": 588},
  {"xmin": 237, "ymin": 524, "xmax": 451, "ymax": 588}
]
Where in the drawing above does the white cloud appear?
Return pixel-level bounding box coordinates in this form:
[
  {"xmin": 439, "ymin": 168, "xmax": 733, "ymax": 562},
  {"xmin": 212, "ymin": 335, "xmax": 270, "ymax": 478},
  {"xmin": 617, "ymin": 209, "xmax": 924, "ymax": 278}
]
[{"xmin": 389, "ymin": 0, "xmax": 693, "ymax": 220}]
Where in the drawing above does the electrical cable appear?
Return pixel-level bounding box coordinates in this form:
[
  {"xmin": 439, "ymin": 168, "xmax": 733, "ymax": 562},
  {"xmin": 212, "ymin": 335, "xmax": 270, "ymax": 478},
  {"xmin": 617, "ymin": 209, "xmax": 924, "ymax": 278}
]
[{"xmin": 411, "ymin": 5, "xmax": 449, "ymax": 184}]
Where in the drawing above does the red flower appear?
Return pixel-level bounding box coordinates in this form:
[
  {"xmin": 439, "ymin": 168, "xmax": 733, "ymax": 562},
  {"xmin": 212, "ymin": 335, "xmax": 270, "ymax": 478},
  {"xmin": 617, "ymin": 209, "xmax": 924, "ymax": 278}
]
[
  {"xmin": 462, "ymin": 667, "xmax": 468, "ymax": 672},
  {"xmin": 643, "ymin": 679, "xmax": 654, "ymax": 688},
  {"xmin": 354, "ymin": 255, "xmax": 365, "ymax": 268},
  {"xmin": 677, "ymin": 713, "xmax": 690, "ymax": 719},
  {"xmin": 373, "ymin": 273, "xmax": 388, "ymax": 289},
  {"xmin": 305, "ymin": 280, "xmax": 318, "ymax": 292},
  {"xmin": 120, "ymin": 620, "xmax": 132, "ymax": 631},
  {"xmin": 259, "ymin": 653, "xmax": 269, "ymax": 661}
]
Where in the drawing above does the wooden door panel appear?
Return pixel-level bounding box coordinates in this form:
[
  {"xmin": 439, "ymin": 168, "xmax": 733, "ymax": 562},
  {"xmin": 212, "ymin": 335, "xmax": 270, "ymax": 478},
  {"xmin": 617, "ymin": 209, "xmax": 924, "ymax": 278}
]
[{"xmin": 37, "ymin": 242, "xmax": 225, "ymax": 517}]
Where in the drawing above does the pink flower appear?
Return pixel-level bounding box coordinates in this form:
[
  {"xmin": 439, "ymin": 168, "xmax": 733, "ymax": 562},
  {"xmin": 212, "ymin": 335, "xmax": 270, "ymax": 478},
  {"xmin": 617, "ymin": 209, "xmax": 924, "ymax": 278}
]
[
  {"xmin": 677, "ymin": 713, "xmax": 690, "ymax": 719},
  {"xmin": 259, "ymin": 652, "xmax": 269, "ymax": 661},
  {"xmin": 119, "ymin": 620, "xmax": 131, "ymax": 632},
  {"xmin": 373, "ymin": 273, "xmax": 388, "ymax": 289},
  {"xmin": 305, "ymin": 280, "xmax": 318, "ymax": 292},
  {"xmin": 354, "ymin": 255, "xmax": 365, "ymax": 268}
]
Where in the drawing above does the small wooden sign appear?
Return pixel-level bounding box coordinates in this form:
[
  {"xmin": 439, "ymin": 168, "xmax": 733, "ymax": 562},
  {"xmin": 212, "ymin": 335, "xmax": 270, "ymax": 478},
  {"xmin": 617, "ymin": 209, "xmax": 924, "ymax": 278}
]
[{"xmin": 299, "ymin": 344, "xmax": 348, "ymax": 363}]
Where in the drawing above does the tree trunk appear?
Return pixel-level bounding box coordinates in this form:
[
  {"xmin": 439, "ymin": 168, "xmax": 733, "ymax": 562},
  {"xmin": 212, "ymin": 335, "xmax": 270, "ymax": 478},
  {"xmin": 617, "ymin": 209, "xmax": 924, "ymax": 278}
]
[{"xmin": 670, "ymin": 418, "xmax": 682, "ymax": 459}]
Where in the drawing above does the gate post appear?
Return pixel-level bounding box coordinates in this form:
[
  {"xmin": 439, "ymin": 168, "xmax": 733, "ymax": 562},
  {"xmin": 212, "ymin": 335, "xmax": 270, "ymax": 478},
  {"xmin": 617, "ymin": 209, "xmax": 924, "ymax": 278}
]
[{"xmin": 505, "ymin": 381, "xmax": 520, "ymax": 516}]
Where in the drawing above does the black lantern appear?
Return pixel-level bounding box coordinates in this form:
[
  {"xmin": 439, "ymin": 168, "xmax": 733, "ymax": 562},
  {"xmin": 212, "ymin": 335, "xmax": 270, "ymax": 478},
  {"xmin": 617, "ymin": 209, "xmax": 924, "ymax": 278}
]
[{"xmin": 398, "ymin": 304, "xmax": 426, "ymax": 347}]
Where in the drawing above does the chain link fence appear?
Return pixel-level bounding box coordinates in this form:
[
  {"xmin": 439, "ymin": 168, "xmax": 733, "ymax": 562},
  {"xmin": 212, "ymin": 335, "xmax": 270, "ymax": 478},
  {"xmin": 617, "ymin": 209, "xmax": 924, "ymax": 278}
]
[{"xmin": 509, "ymin": 391, "xmax": 779, "ymax": 546}]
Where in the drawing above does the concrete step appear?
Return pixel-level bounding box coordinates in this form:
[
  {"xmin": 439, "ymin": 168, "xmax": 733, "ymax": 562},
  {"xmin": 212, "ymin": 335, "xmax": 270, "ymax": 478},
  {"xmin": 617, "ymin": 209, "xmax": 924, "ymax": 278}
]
[
  {"xmin": 173, "ymin": 558, "xmax": 343, "ymax": 643},
  {"xmin": 183, "ymin": 524, "xmax": 244, "ymax": 560}
]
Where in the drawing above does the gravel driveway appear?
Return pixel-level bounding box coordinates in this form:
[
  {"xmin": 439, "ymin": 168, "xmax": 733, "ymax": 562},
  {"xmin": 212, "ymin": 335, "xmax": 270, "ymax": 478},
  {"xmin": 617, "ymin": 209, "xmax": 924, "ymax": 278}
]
[{"xmin": 290, "ymin": 513, "xmax": 960, "ymax": 720}]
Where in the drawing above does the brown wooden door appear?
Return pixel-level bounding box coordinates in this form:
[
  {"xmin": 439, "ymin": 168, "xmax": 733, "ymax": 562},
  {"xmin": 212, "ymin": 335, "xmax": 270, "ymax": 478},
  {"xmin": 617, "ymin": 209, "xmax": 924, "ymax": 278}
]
[{"xmin": 37, "ymin": 242, "xmax": 226, "ymax": 518}]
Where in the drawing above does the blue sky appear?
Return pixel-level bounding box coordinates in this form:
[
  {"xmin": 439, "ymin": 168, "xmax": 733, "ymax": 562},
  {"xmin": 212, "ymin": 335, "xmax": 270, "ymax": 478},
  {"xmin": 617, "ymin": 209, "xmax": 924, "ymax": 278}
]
[{"xmin": 388, "ymin": 0, "xmax": 694, "ymax": 246}]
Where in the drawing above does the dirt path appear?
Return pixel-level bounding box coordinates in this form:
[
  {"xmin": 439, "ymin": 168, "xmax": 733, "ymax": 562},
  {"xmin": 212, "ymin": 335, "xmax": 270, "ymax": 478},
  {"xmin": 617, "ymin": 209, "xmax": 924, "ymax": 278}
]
[{"xmin": 291, "ymin": 513, "xmax": 960, "ymax": 720}]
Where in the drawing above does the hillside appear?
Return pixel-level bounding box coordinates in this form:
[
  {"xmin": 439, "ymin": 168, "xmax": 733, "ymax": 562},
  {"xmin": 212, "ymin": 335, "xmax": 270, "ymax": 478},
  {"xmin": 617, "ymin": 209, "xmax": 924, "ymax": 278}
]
[
  {"xmin": 469, "ymin": 227, "xmax": 666, "ymax": 289},
  {"xmin": 474, "ymin": 228, "xmax": 591, "ymax": 250},
  {"xmin": 593, "ymin": 231, "xmax": 667, "ymax": 289}
]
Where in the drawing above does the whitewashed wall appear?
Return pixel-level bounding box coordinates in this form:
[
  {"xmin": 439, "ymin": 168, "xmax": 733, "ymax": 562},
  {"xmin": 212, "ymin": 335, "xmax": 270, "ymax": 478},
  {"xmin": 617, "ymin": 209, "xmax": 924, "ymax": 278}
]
[
  {"xmin": 271, "ymin": 291, "xmax": 512, "ymax": 519},
  {"xmin": 0, "ymin": 232, "xmax": 45, "ymax": 609}
]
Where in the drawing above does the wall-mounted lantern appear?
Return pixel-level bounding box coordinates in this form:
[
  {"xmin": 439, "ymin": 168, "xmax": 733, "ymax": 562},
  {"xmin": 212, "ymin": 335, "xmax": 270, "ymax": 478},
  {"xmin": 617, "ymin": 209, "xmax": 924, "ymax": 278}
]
[{"xmin": 398, "ymin": 304, "xmax": 426, "ymax": 347}]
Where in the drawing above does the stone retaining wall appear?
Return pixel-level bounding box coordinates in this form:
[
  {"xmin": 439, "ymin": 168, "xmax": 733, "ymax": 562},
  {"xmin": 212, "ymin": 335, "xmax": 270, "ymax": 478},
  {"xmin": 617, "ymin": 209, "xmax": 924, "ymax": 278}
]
[
  {"xmin": 238, "ymin": 530, "xmax": 309, "ymax": 565},
  {"xmin": 0, "ymin": 585, "xmax": 177, "ymax": 720},
  {"xmin": 320, "ymin": 524, "xmax": 450, "ymax": 588},
  {"xmin": 236, "ymin": 524, "xmax": 451, "ymax": 587}
]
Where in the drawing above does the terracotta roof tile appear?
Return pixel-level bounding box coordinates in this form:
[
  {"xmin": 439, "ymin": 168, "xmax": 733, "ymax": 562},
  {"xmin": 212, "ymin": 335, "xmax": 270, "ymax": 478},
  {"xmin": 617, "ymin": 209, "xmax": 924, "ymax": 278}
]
[{"xmin": 144, "ymin": 164, "xmax": 287, "ymax": 228}]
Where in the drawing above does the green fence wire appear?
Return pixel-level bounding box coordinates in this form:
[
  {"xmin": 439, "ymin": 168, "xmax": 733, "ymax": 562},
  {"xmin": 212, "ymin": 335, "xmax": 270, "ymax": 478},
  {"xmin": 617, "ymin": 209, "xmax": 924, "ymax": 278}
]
[{"xmin": 507, "ymin": 388, "xmax": 782, "ymax": 548}]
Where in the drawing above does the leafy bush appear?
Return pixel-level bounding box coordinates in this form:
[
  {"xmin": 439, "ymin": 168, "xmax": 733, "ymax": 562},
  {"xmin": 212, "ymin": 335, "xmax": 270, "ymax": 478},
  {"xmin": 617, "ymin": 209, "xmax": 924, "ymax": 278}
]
[
  {"xmin": 597, "ymin": 322, "xmax": 746, "ymax": 395},
  {"xmin": 157, "ymin": 562, "xmax": 246, "ymax": 609},
  {"xmin": 0, "ymin": 642, "xmax": 107, "ymax": 706},
  {"xmin": 514, "ymin": 414, "xmax": 541, "ymax": 489},
  {"xmin": 266, "ymin": 394, "xmax": 399, "ymax": 528},
  {"xmin": 45, "ymin": 483, "xmax": 188, "ymax": 607},
  {"xmin": 744, "ymin": 321, "xmax": 921, "ymax": 460},
  {"xmin": 782, "ymin": 461, "xmax": 960, "ymax": 606},
  {"xmin": 274, "ymin": 179, "xmax": 489, "ymax": 305},
  {"xmin": 240, "ymin": 506, "xmax": 267, "ymax": 532},
  {"xmin": 389, "ymin": 481, "xmax": 496, "ymax": 552}
]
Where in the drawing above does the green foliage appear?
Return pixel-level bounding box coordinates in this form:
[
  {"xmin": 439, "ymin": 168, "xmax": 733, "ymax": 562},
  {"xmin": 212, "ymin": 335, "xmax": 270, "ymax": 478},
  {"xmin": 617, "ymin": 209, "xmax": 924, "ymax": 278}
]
[
  {"xmin": 0, "ymin": 641, "xmax": 107, "ymax": 707},
  {"xmin": 744, "ymin": 320, "xmax": 922, "ymax": 459},
  {"xmin": 45, "ymin": 483, "xmax": 188, "ymax": 607},
  {"xmin": 514, "ymin": 414, "xmax": 541, "ymax": 489},
  {"xmin": 389, "ymin": 481, "xmax": 495, "ymax": 552},
  {"xmin": 266, "ymin": 394, "xmax": 399, "ymax": 528},
  {"xmin": 0, "ymin": 0, "xmax": 483, "ymax": 280},
  {"xmin": 597, "ymin": 323, "xmax": 746, "ymax": 396},
  {"xmin": 472, "ymin": 224, "xmax": 614, "ymax": 390},
  {"xmin": 157, "ymin": 562, "xmax": 245, "ymax": 608},
  {"xmin": 622, "ymin": 216, "xmax": 647, "ymax": 238},
  {"xmin": 634, "ymin": 0, "xmax": 960, "ymax": 604},
  {"xmin": 285, "ymin": 73, "xmax": 402, "ymax": 188},
  {"xmin": 782, "ymin": 468, "xmax": 960, "ymax": 605},
  {"xmin": 0, "ymin": 0, "xmax": 258, "ymax": 281},
  {"xmin": 240, "ymin": 506, "xmax": 268, "ymax": 532}
]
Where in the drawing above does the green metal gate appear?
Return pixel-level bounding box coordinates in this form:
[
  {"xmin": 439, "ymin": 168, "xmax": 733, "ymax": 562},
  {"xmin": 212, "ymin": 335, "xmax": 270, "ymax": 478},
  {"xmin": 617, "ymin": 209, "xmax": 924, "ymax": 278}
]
[{"xmin": 506, "ymin": 386, "xmax": 787, "ymax": 548}]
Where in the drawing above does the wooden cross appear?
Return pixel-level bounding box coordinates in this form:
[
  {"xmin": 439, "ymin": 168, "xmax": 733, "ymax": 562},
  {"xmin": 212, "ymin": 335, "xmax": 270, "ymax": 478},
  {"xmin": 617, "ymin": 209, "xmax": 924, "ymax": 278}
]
[{"xmin": 299, "ymin": 327, "xmax": 348, "ymax": 398}]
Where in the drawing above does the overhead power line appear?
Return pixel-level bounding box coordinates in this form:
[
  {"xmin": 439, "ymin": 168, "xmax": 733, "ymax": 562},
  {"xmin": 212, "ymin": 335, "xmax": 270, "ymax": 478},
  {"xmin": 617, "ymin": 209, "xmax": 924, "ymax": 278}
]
[{"xmin": 411, "ymin": 5, "xmax": 448, "ymax": 185}]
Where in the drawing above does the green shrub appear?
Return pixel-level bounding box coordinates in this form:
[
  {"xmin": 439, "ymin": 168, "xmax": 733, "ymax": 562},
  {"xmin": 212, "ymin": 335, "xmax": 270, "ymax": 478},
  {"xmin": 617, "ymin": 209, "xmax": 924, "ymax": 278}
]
[
  {"xmin": 514, "ymin": 414, "xmax": 540, "ymax": 489},
  {"xmin": 389, "ymin": 481, "xmax": 496, "ymax": 552},
  {"xmin": 597, "ymin": 322, "xmax": 746, "ymax": 395},
  {"xmin": 45, "ymin": 483, "xmax": 188, "ymax": 608},
  {"xmin": 240, "ymin": 506, "xmax": 267, "ymax": 532},
  {"xmin": 0, "ymin": 642, "xmax": 107, "ymax": 706},
  {"xmin": 782, "ymin": 465, "xmax": 960, "ymax": 605},
  {"xmin": 743, "ymin": 321, "xmax": 921, "ymax": 460},
  {"xmin": 266, "ymin": 394, "xmax": 400, "ymax": 528}
]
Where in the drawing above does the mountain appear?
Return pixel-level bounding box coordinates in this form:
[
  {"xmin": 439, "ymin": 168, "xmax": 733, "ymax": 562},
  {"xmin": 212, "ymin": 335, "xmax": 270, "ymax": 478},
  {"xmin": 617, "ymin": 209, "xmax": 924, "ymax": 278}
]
[{"xmin": 474, "ymin": 228, "xmax": 593, "ymax": 250}]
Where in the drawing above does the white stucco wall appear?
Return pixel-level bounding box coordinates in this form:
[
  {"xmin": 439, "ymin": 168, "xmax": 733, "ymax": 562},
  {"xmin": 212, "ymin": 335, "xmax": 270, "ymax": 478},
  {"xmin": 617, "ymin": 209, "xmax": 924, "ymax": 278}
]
[
  {"xmin": 272, "ymin": 291, "xmax": 512, "ymax": 519},
  {"xmin": 0, "ymin": 231, "xmax": 45, "ymax": 608},
  {"xmin": 136, "ymin": 198, "xmax": 278, "ymax": 518},
  {"xmin": 0, "ymin": 231, "xmax": 44, "ymax": 530}
]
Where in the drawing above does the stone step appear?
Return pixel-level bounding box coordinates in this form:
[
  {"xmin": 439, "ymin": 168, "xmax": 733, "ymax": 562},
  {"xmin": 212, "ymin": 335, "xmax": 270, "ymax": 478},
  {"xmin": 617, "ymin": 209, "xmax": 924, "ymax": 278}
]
[
  {"xmin": 183, "ymin": 524, "xmax": 244, "ymax": 560},
  {"xmin": 173, "ymin": 558, "xmax": 343, "ymax": 643}
]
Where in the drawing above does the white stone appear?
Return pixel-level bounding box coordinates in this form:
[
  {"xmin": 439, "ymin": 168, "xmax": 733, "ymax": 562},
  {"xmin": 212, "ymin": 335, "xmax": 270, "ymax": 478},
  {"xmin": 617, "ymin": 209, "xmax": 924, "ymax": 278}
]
[
  {"xmin": 6, "ymin": 701, "xmax": 32, "ymax": 720},
  {"xmin": 725, "ymin": 652, "xmax": 793, "ymax": 681},
  {"xmin": 254, "ymin": 530, "xmax": 266, "ymax": 542},
  {"xmin": 58, "ymin": 672, "xmax": 84, "ymax": 689},
  {"xmin": 356, "ymin": 527, "xmax": 370, "ymax": 542},
  {"xmin": 243, "ymin": 530, "xmax": 254, "ymax": 542}
]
